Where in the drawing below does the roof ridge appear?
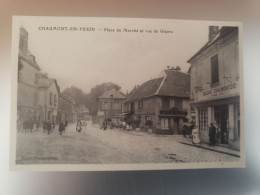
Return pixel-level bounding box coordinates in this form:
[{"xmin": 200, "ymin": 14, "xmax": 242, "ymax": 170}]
[{"xmin": 155, "ymin": 74, "xmax": 167, "ymax": 95}]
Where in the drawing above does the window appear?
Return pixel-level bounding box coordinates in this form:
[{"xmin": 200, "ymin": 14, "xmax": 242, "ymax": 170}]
[
  {"xmin": 161, "ymin": 118, "xmax": 169, "ymax": 129},
  {"xmin": 131, "ymin": 102, "xmax": 135, "ymax": 111},
  {"xmin": 54, "ymin": 95, "xmax": 57, "ymax": 106},
  {"xmin": 102, "ymin": 101, "xmax": 109, "ymax": 109},
  {"xmin": 113, "ymin": 101, "xmax": 121, "ymax": 110},
  {"xmin": 138, "ymin": 101, "xmax": 143, "ymax": 110},
  {"xmin": 48, "ymin": 111, "xmax": 51, "ymax": 120},
  {"xmin": 34, "ymin": 73, "xmax": 38, "ymax": 85},
  {"xmin": 49, "ymin": 92, "xmax": 52, "ymax": 105},
  {"xmin": 145, "ymin": 116, "xmax": 152, "ymax": 126},
  {"xmin": 175, "ymin": 99, "xmax": 182, "ymax": 110},
  {"xmin": 162, "ymin": 97, "xmax": 170, "ymax": 110},
  {"xmin": 211, "ymin": 54, "xmax": 219, "ymax": 84},
  {"xmin": 199, "ymin": 108, "xmax": 208, "ymax": 132},
  {"xmin": 34, "ymin": 91, "xmax": 37, "ymax": 106}
]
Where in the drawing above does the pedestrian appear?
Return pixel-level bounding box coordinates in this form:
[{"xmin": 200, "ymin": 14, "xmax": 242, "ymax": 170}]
[
  {"xmin": 82, "ymin": 120, "xmax": 87, "ymax": 133},
  {"xmin": 52, "ymin": 122, "xmax": 55, "ymax": 132},
  {"xmin": 122, "ymin": 121, "xmax": 126, "ymax": 131},
  {"xmin": 192, "ymin": 125, "xmax": 200, "ymax": 146},
  {"xmin": 213, "ymin": 121, "xmax": 219, "ymax": 143},
  {"xmin": 103, "ymin": 121, "xmax": 107, "ymax": 130},
  {"xmin": 43, "ymin": 122, "xmax": 47, "ymax": 133},
  {"xmin": 76, "ymin": 120, "xmax": 82, "ymax": 132},
  {"xmin": 59, "ymin": 122, "xmax": 64, "ymax": 135},
  {"xmin": 209, "ymin": 122, "xmax": 216, "ymax": 146},
  {"xmin": 182, "ymin": 121, "xmax": 189, "ymax": 137},
  {"xmin": 47, "ymin": 121, "xmax": 52, "ymax": 134}
]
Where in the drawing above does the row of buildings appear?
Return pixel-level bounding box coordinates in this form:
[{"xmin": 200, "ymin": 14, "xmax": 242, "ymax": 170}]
[
  {"xmin": 17, "ymin": 27, "xmax": 81, "ymax": 126},
  {"xmin": 97, "ymin": 26, "xmax": 240, "ymax": 150},
  {"xmin": 18, "ymin": 25, "xmax": 240, "ymax": 150}
]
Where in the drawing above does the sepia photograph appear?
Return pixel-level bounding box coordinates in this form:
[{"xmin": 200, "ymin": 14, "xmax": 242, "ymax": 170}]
[{"xmin": 10, "ymin": 16, "xmax": 244, "ymax": 171}]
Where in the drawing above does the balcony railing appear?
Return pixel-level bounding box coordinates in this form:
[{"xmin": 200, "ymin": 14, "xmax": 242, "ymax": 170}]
[{"xmin": 160, "ymin": 108, "xmax": 187, "ymax": 116}]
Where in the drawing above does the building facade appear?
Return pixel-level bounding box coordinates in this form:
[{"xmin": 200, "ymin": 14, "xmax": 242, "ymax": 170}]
[
  {"xmin": 17, "ymin": 27, "xmax": 41, "ymax": 124},
  {"xmin": 57, "ymin": 95, "xmax": 77, "ymax": 123},
  {"xmin": 38, "ymin": 77, "xmax": 60, "ymax": 124},
  {"xmin": 97, "ymin": 88, "xmax": 126, "ymax": 124},
  {"xmin": 124, "ymin": 68, "xmax": 191, "ymax": 134},
  {"xmin": 188, "ymin": 26, "xmax": 240, "ymax": 150}
]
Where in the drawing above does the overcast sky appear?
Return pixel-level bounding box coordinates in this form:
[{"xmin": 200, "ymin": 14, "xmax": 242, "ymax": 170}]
[{"xmin": 18, "ymin": 17, "xmax": 210, "ymax": 94}]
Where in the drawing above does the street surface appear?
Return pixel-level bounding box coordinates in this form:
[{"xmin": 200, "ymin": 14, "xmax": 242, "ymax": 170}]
[{"xmin": 16, "ymin": 123, "xmax": 240, "ymax": 164}]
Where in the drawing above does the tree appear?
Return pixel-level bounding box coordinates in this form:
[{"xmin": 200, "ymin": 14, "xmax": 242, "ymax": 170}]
[{"xmin": 61, "ymin": 86, "xmax": 86, "ymax": 106}]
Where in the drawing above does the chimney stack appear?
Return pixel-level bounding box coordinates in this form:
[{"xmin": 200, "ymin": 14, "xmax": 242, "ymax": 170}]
[
  {"xmin": 175, "ymin": 66, "xmax": 181, "ymax": 72},
  {"xmin": 19, "ymin": 27, "xmax": 29, "ymax": 54},
  {"xmin": 208, "ymin": 26, "xmax": 219, "ymax": 43}
]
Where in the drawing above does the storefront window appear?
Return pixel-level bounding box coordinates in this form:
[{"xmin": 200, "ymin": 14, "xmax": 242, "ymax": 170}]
[{"xmin": 199, "ymin": 108, "xmax": 208, "ymax": 132}]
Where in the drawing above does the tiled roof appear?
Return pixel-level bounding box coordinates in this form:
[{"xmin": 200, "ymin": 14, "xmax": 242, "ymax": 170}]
[
  {"xmin": 99, "ymin": 88, "xmax": 126, "ymax": 99},
  {"xmin": 38, "ymin": 78, "xmax": 54, "ymax": 88},
  {"xmin": 126, "ymin": 77, "xmax": 164, "ymax": 102},
  {"xmin": 156, "ymin": 70, "xmax": 190, "ymax": 97},
  {"xmin": 19, "ymin": 49, "xmax": 41, "ymax": 70},
  {"xmin": 38, "ymin": 78, "xmax": 60, "ymax": 94},
  {"xmin": 126, "ymin": 70, "xmax": 190, "ymax": 102}
]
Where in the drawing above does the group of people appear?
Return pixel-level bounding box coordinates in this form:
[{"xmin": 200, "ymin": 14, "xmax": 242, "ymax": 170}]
[
  {"xmin": 76, "ymin": 120, "xmax": 87, "ymax": 133},
  {"xmin": 43, "ymin": 121, "xmax": 57, "ymax": 134},
  {"xmin": 18, "ymin": 119, "xmax": 39, "ymax": 133},
  {"xmin": 183, "ymin": 121, "xmax": 219, "ymax": 147}
]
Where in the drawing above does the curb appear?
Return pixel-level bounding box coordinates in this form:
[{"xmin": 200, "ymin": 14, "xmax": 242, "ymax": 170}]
[{"xmin": 180, "ymin": 142, "xmax": 240, "ymax": 158}]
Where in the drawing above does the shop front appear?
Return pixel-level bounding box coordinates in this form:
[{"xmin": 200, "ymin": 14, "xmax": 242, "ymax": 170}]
[{"xmin": 192, "ymin": 81, "xmax": 240, "ymax": 150}]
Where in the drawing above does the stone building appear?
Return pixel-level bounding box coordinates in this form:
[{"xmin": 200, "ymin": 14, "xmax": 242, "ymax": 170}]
[
  {"xmin": 97, "ymin": 88, "xmax": 126, "ymax": 124},
  {"xmin": 187, "ymin": 26, "xmax": 240, "ymax": 150},
  {"xmin": 57, "ymin": 95, "xmax": 77, "ymax": 123},
  {"xmin": 77, "ymin": 104, "xmax": 91, "ymax": 121},
  {"xmin": 124, "ymin": 68, "xmax": 190, "ymax": 134},
  {"xmin": 17, "ymin": 27, "xmax": 41, "ymax": 123},
  {"xmin": 38, "ymin": 77, "xmax": 60, "ymax": 124}
]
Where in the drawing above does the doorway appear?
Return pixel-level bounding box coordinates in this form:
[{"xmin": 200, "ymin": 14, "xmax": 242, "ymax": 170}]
[
  {"xmin": 214, "ymin": 105, "xmax": 229, "ymax": 144},
  {"xmin": 174, "ymin": 118, "xmax": 180, "ymax": 134}
]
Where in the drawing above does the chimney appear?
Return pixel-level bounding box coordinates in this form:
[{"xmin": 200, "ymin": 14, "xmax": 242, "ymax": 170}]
[
  {"xmin": 170, "ymin": 66, "xmax": 175, "ymax": 70},
  {"xmin": 175, "ymin": 66, "xmax": 181, "ymax": 72},
  {"xmin": 19, "ymin": 27, "xmax": 29, "ymax": 53},
  {"xmin": 208, "ymin": 26, "xmax": 219, "ymax": 43}
]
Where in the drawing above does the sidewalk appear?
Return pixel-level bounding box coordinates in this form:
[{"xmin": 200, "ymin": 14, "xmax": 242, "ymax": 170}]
[{"xmin": 179, "ymin": 136, "xmax": 240, "ymax": 158}]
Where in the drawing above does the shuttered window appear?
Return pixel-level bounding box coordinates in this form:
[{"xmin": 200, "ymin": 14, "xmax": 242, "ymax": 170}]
[{"xmin": 211, "ymin": 55, "xmax": 219, "ymax": 84}]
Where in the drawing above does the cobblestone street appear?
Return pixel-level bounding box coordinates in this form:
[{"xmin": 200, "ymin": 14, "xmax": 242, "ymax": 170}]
[{"xmin": 16, "ymin": 123, "xmax": 240, "ymax": 164}]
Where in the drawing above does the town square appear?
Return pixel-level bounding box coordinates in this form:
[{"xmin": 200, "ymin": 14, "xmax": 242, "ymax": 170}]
[{"xmin": 13, "ymin": 17, "xmax": 243, "ymax": 167}]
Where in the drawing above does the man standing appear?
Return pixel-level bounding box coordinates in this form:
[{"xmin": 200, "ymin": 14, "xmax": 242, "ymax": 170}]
[{"xmin": 209, "ymin": 123, "xmax": 216, "ymax": 146}]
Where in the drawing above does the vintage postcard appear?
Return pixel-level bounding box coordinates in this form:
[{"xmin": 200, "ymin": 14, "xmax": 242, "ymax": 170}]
[{"xmin": 10, "ymin": 16, "xmax": 245, "ymax": 171}]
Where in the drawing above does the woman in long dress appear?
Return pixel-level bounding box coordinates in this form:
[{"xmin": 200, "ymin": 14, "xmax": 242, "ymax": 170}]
[
  {"xmin": 192, "ymin": 126, "xmax": 200, "ymax": 146},
  {"xmin": 76, "ymin": 120, "xmax": 82, "ymax": 133}
]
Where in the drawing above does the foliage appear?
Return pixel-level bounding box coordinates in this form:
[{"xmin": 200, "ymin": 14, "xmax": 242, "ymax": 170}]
[{"xmin": 61, "ymin": 86, "xmax": 86, "ymax": 106}]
